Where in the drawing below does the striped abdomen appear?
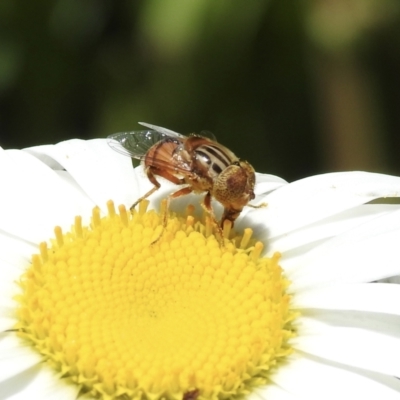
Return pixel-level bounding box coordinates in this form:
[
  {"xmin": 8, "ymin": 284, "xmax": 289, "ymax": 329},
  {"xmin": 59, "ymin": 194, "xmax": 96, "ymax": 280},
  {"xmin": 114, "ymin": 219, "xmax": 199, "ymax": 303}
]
[{"xmin": 194, "ymin": 142, "xmax": 238, "ymax": 179}]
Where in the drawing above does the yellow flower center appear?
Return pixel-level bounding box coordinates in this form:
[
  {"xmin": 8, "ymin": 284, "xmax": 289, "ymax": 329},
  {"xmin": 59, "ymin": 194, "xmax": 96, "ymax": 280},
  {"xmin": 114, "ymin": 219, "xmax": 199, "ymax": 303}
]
[{"xmin": 15, "ymin": 200, "xmax": 296, "ymax": 400}]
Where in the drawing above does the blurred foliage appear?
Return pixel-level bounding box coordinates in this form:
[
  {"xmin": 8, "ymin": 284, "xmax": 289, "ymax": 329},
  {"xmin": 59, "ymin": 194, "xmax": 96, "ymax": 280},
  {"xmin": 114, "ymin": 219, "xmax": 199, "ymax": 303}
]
[{"xmin": 0, "ymin": 0, "xmax": 399, "ymax": 181}]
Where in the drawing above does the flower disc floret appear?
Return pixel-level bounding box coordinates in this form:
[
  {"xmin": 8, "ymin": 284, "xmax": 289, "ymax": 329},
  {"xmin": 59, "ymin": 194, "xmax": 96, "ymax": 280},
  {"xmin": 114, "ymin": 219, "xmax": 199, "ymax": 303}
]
[{"xmin": 15, "ymin": 200, "xmax": 296, "ymax": 400}]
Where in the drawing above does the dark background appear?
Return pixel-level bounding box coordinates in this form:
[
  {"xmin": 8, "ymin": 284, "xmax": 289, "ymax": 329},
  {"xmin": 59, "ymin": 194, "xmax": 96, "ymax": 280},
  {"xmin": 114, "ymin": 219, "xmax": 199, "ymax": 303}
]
[{"xmin": 1, "ymin": 0, "xmax": 399, "ymax": 182}]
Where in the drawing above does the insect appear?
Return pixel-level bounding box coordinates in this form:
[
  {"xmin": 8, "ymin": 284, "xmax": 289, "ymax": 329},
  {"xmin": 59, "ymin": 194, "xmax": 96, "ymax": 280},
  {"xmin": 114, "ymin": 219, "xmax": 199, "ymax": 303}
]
[
  {"xmin": 108, "ymin": 122, "xmax": 263, "ymax": 240},
  {"xmin": 183, "ymin": 389, "xmax": 199, "ymax": 400}
]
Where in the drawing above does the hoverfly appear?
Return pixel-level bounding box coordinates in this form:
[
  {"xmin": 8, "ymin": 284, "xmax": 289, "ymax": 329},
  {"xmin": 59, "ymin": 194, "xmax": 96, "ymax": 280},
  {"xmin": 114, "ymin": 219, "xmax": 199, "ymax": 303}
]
[{"xmin": 108, "ymin": 122, "xmax": 263, "ymax": 240}]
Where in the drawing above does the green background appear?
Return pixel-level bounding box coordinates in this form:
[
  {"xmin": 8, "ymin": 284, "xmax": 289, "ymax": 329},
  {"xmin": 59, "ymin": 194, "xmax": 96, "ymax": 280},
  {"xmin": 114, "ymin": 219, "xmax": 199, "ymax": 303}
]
[{"xmin": 1, "ymin": 0, "xmax": 399, "ymax": 181}]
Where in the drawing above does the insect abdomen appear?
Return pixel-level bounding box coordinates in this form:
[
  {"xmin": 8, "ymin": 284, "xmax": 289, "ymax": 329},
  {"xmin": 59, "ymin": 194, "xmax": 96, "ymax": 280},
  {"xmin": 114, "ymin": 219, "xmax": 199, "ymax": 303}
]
[
  {"xmin": 144, "ymin": 137, "xmax": 182, "ymax": 168},
  {"xmin": 195, "ymin": 144, "xmax": 236, "ymax": 178}
]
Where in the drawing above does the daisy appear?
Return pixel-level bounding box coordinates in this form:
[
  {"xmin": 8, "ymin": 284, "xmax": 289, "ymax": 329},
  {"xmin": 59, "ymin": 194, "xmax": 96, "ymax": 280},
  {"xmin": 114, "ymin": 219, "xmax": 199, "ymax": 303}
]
[{"xmin": 1, "ymin": 138, "xmax": 400, "ymax": 400}]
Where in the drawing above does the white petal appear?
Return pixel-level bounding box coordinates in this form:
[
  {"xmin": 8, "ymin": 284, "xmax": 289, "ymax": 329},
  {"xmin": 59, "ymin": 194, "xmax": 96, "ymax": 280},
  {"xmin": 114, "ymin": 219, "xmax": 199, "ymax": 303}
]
[
  {"xmin": 24, "ymin": 138, "xmax": 139, "ymax": 210},
  {"xmin": 295, "ymin": 312, "xmax": 400, "ymax": 376},
  {"xmin": 0, "ymin": 260, "xmax": 25, "ymax": 309},
  {"xmin": 0, "ymin": 230, "xmax": 36, "ymax": 266},
  {"xmin": 0, "ymin": 149, "xmax": 88, "ymax": 242},
  {"xmin": 0, "ymin": 335, "xmax": 42, "ymax": 382},
  {"xmin": 0, "ymin": 272, "xmax": 18, "ymax": 309},
  {"xmin": 0, "ymin": 310, "xmax": 15, "ymax": 331},
  {"xmin": 248, "ymin": 384, "xmax": 306, "ymax": 400},
  {"xmin": 378, "ymin": 276, "xmax": 400, "ymax": 284},
  {"xmin": 2, "ymin": 363, "xmax": 78, "ymax": 400},
  {"xmin": 242, "ymin": 172, "xmax": 400, "ymax": 239},
  {"xmin": 253, "ymin": 173, "xmax": 287, "ymax": 196},
  {"xmin": 0, "ymin": 236, "xmax": 36, "ymax": 323},
  {"xmin": 294, "ymin": 283, "xmax": 400, "ymax": 315},
  {"xmin": 297, "ymin": 309, "xmax": 400, "ymax": 341},
  {"xmin": 288, "ymin": 208, "xmax": 400, "ymax": 289},
  {"xmin": 264, "ymin": 353, "xmax": 400, "ymax": 400},
  {"xmin": 269, "ymin": 204, "xmax": 397, "ymax": 257},
  {"xmin": 53, "ymin": 170, "xmax": 97, "ymax": 217},
  {"xmin": 0, "ymin": 270, "xmax": 19, "ymax": 330}
]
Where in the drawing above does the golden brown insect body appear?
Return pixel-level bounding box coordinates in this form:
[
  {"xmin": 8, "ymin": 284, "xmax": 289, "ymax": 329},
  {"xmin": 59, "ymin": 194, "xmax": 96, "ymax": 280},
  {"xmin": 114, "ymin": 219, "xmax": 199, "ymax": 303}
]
[{"xmin": 108, "ymin": 123, "xmax": 260, "ymax": 235}]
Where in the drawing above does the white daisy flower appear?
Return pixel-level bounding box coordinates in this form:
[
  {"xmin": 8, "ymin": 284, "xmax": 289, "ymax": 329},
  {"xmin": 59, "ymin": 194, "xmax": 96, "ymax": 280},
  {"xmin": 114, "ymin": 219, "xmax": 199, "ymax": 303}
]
[{"xmin": 1, "ymin": 138, "xmax": 400, "ymax": 400}]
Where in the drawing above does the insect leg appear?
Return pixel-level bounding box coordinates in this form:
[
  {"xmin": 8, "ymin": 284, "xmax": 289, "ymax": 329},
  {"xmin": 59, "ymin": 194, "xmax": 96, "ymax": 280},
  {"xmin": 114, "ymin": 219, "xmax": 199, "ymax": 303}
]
[
  {"xmin": 130, "ymin": 167, "xmax": 186, "ymax": 210},
  {"xmin": 201, "ymin": 192, "xmax": 224, "ymax": 246},
  {"xmin": 130, "ymin": 168, "xmax": 162, "ymax": 210},
  {"xmin": 169, "ymin": 186, "xmax": 194, "ymax": 198},
  {"xmin": 149, "ymin": 185, "xmax": 193, "ymax": 245},
  {"xmin": 220, "ymin": 207, "xmax": 241, "ymax": 228},
  {"xmin": 247, "ymin": 202, "xmax": 268, "ymax": 209},
  {"xmin": 159, "ymin": 185, "xmax": 194, "ymax": 229},
  {"xmin": 221, "ymin": 202, "xmax": 266, "ymax": 229}
]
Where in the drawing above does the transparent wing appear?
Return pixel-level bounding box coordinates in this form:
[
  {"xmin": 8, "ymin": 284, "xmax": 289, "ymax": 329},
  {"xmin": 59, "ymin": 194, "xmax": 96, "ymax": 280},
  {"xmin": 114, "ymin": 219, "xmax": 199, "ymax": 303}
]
[
  {"xmin": 138, "ymin": 122, "xmax": 217, "ymax": 141},
  {"xmin": 107, "ymin": 130, "xmax": 172, "ymax": 159},
  {"xmin": 199, "ymin": 130, "xmax": 217, "ymax": 141},
  {"xmin": 138, "ymin": 122, "xmax": 184, "ymax": 138}
]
